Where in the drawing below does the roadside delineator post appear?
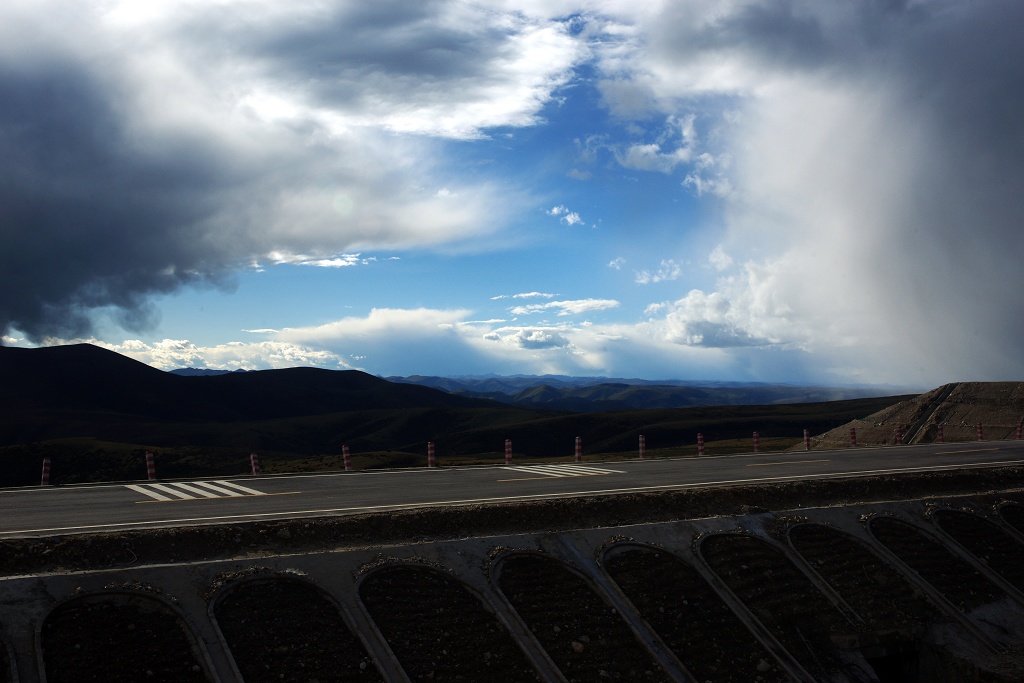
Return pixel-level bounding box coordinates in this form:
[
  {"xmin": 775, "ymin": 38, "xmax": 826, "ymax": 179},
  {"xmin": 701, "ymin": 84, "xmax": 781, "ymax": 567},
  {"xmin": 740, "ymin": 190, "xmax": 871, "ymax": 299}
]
[
  {"xmin": 937, "ymin": 423, "xmax": 944, "ymax": 443},
  {"xmin": 1017, "ymin": 420, "xmax": 1022, "ymax": 440},
  {"xmin": 697, "ymin": 433, "xmax": 705, "ymax": 456},
  {"xmin": 145, "ymin": 450, "xmax": 156, "ymax": 480},
  {"xmin": 753, "ymin": 431, "xmax": 760, "ymax": 454},
  {"xmin": 427, "ymin": 442, "xmax": 437, "ymax": 468},
  {"xmin": 849, "ymin": 427, "xmax": 857, "ymax": 448},
  {"xmin": 505, "ymin": 439, "xmax": 512, "ymax": 465},
  {"xmin": 41, "ymin": 458, "xmax": 51, "ymax": 486},
  {"xmin": 977, "ymin": 423, "xmax": 984, "ymax": 441},
  {"xmin": 894, "ymin": 425, "xmax": 903, "ymax": 445},
  {"xmin": 639, "ymin": 434, "xmax": 645, "ymax": 459},
  {"xmin": 250, "ymin": 452, "xmax": 261, "ymax": 475},
  {"xmin": 342, "ymin": 445, "xmax": 352, "ymax": 472},
  {"xmin": 803, "ymin": 429, "xmax": 810, "ymax": 451},
  {"xmin": 574, "ymin": 436, "xmax": 582, "ymax": 463}
]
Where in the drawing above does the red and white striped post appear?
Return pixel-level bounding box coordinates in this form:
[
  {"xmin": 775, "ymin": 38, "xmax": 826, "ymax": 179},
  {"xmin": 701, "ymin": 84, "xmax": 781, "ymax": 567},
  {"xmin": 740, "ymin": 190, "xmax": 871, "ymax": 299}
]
[
  {"xmin": 976, "ymin": 423, "xmax": 984, "ymax": 441},
  {"xmin": 342, "ymin": 445, "xmax": 352, "ymax": 472},
  {"xmin": 803, "ymin": 429, "xmax": 810, "ymax": 451},
  {"xmin": 937, "ymin": 423, "xmax": 944, "ymax": 443},
  {"xmin": 249, "ymin": 452, "xmax": 261, "ymax": 475},
  {"xmin": 504, "ymin": 439, "xmax": 512, "ymax": 465},
  {"xmin": 753, "ymin": 431, "xmax": 760, "ymax": 454},
  {"xmin": 574, "ymin": 436, "xmax": 582, "ymax": 463},
  {"xmin": 145, "ymin": 450, "xmax": 156, "ymax": 480},
  {"xmin": 638, "ymin": 434, "xmax": 645, "ymax": 459},
  {"xmin": 697, "ymin": 433, "xmax": 705, "ymax": 456},
  {"xmin": 41, "ymin": 458, "xmax": 51, "ymax": 486},
  {"xmin": 849, "ymin": 427, "xmax": 857, "ymax": 447},
  {"xmin": 1017, "ymin": 420, "xmax": 1022, "ymax": 440},
  {"xmin": 427, "ymin": 442, "xmax": 437, "ymax": 468},
  {"xmin": 894, "ymin": 426, "xmax": 903, "ymax": 445}
]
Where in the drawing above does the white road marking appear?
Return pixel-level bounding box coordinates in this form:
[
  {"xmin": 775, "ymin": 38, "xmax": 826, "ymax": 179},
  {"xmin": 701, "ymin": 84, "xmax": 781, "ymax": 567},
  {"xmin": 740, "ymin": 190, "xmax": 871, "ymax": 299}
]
[
  {"xmin": 212, "ymin": 480, "xmax": 266, "ymax": 496},
  {"xmin": 189, "ymin": 481, "xmax": 243, "ymax": 497},
  {"xmin": 503, "ymin": 464, "xmax": 624, "ymax": 478},
  {"xmin": 148, "ymin": 483, "xmax": 198, "ymax": 500},
  {"xmin": 125, "ymin": 481, "xmax": 268, "ymax": 502},
  {"xmin": 166, "ymin": 482, "xmax": 221, "ymax": 498},
  {"xmin": 124, "ymin": 484, "xmax": 172, "ymax": 502}
]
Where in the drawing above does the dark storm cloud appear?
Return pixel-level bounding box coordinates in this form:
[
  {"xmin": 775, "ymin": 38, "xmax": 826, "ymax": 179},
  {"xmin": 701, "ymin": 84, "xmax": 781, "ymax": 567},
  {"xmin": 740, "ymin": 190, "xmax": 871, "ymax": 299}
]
[
  {"xmin": 665, "ymin": 2, "xmax": 830, "ymax": 68},
  {"xmin": 0, "ymin": 60, "xmax": 245, "ymax": 340},
  {"xmin": 0, "ymin": 1, "xmax": 576, "ymax": 343}
]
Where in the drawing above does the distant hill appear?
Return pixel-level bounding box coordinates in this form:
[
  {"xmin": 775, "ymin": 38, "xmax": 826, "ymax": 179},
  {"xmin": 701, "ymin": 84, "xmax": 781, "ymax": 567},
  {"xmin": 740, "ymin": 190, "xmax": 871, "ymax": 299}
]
[
  {"xmin": 387, "ymin": 374, "xmax": 897, "ymax": 412},
  {"xmin": 0, "ymin": 343, "xmax": 504, "ymax": 442}
]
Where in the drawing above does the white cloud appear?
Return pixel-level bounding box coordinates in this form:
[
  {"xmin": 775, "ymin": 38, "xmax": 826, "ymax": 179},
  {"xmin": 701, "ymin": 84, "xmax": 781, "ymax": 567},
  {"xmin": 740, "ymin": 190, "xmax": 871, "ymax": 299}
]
[
  {"xmin": 277, "ymin": 307, "xmax": 472, "ymax": 342},
  {"xmin": 513, "ymin": 291, "xmax": 556, "ymax": 299},
  {"xmin": 547, "ymin": 205, "xmax": 583, "ymax": 225},
  {"xmin": 491, "ymin": 291, "xmax": 556, "ymax": 301},
  {"xmin": 509, "ymin": 298, "xmax": 620, "ymax": 316},
  {"xmin": 635, "ymin": 259, "xmax": 682, "ymax": 284},
  {"xmin": 265, "ymin": 253, "xmax": 384, "ymax": 268},
  {"xmin": 608, "ymin": 257, "xmax": 625, "ymax": 270},
  {"xmin": 46, "ymin": 337, "xmax": 348, "ymax": 371},
  {"xmin": 708, "ymin": 246, "xmax": 732, "ymax": 271},
  {"xmin": 514, "ymin": 328, "xmax": 572, "ymax": 350},
  {"xmin": 24, "ymin": 300, "xmax": 826, "ymax": 382}
]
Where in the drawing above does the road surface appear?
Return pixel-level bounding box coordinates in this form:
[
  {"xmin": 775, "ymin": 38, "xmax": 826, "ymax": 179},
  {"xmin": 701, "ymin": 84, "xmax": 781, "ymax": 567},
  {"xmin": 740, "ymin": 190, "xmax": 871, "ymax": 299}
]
[{"xmin": 2, "ymin": 441, "xmax": 1022, "ymax": 538}]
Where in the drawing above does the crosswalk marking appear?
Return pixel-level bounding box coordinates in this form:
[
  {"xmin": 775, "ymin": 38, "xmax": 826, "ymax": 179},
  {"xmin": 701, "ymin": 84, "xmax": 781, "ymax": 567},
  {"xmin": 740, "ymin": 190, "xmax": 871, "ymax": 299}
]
[
  {"xmin": 148, "ymin": 483, "xmax": 200, "ymax": 500},
  {"xmin": 503, "ymin": 464, "xmax": 624, "ymax": 478},
  {"xmin": 189, "ymin": 481, "xmax": 243, "ymax": 497},
  {"xmin": 160, "ymin": 482, "xmax": 221, "ymax": 498},
  {"xmin": 212, "ymin": 480, "xmax": 265, "ymax": 496},
  {"xmin": 125, "ymin": 484, "xmax": 172, "ymax": 501},
  {"xmin": 125, "ymin": 481, "xmax": 268, "ymax": 502}
]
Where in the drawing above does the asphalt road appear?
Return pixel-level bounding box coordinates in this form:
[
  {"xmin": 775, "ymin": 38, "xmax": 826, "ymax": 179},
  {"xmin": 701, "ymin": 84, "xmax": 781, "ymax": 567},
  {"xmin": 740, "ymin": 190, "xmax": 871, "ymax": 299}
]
[{"xmin": 2, "ymin": 441, "xmax": 1023, "ymax": 538}]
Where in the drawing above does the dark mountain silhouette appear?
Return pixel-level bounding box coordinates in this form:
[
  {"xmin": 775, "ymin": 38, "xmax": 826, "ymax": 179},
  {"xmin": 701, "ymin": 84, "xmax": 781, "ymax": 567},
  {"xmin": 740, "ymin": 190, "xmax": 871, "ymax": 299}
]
[
  {"xmin": 0, "ymin": 343, "xmax": 506, "ymax": 444},
  {"xmin": 2, "ymin": 344, "xmax": 499, "ymax": 413}
]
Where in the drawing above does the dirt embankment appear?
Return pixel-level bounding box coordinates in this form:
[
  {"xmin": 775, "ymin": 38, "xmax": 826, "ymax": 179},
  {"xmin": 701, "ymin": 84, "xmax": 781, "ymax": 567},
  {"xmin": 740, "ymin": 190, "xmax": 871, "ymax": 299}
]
[{"xmin": 808, "ymin": 382, "xmax": 1024, "ymax": 449}]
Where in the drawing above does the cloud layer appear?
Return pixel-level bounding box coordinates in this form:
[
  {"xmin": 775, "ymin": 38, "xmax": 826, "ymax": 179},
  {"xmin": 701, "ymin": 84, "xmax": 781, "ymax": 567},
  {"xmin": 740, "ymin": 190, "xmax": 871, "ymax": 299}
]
[
  {"xmin": 609, "ymin": 0, "xmax": 1024, "ymax": 384},
  {"xmin": 5, "ymin": 1, "xmax": 1024, "ymax": 387},
  {"xmin": 0, "ymin": 0, "xmax": 579, "ymax": 340}
]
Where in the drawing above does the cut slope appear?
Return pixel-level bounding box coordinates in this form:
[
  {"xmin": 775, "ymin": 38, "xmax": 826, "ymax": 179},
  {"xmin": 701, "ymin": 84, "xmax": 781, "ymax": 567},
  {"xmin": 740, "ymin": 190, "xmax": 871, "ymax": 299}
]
[{"xmin": 807, "ymin": 382, "xmax": 1024, "ymax": 448}]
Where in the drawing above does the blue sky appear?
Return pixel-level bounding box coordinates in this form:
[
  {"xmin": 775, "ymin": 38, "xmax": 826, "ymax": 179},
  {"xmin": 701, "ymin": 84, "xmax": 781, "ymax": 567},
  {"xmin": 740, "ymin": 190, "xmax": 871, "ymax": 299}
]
[{"xmin": 3, "ymin": 1, "xmax": 1023, "ymax": 388}]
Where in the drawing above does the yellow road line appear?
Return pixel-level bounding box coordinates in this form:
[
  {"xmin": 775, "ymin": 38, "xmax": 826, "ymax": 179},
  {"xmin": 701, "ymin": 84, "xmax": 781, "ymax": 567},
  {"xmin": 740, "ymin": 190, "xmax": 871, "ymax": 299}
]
[
  {"xmin": 135, "ymin": 491, "xmax": 302, "ymax": 504},
  {"xmin": 934, "ymin": 448, "xmax": 999, "ymax": 455},
  {"xmin": 747, "ymin": 459, "xmax": 830, "ymax": 467},
  {"xmin": 497, "ymin": 473, "xmax": 610, "ymax": 482}
]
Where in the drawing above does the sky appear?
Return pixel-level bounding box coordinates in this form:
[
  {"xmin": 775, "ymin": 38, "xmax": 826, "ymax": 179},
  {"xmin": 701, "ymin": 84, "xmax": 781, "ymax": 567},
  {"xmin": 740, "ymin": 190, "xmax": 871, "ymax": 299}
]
[{"xmin": 2, "ymin": 0, "xmax": 1023, "ymax": 389}]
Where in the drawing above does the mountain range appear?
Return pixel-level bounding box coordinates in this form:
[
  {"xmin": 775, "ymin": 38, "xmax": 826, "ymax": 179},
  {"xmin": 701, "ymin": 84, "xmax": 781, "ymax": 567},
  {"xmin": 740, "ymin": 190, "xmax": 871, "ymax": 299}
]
[
  {"xmin": 1, "ymin": 343, "xmax": 909, "ymax": 485},
  {"xmin": 384, "ymin": 375, "xmax": 894, "ymax": 412}
]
